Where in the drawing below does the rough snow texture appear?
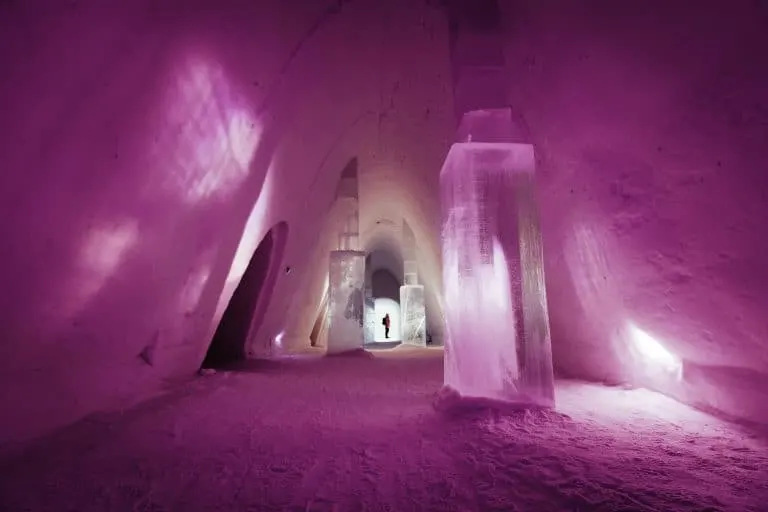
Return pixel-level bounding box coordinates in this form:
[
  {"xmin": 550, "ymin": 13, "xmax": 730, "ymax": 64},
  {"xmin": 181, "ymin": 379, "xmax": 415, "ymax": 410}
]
[
  {"xmin": 1, "ymin": 0, "xmax": 768, "ymax": 448},
  {"xmin": 1, "ymin": 350, "xmax": 766, "ymax": 511},
  {"xmin": 500, "ymin": 0, "xmax": 768, "ymax": 423}
]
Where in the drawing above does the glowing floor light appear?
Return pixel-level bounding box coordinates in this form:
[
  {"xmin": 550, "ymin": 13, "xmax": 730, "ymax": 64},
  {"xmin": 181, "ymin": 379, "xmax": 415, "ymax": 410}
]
[
  {"xmin": 274, "ymin": 330, "xmax": 285, "ymax": 349},
  {"xmin": 628, "ymin": 323, "xmax": 681, "ymax": 374}
]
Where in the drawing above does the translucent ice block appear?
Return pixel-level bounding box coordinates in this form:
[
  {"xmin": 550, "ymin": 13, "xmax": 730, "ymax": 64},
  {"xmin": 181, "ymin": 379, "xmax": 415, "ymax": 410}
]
[
  {"xmin": 363, "ymin": 287, "xmax": 376, "ymax": 344},
  {"xmin": 326, "ymin": 250, "xmax": 365, "ymax": 354},
  {"xmin": 403, "ymin": 260, "xmax": 418, "ymax": 286},
  {"xmin": 400, "ymin": 284, "xmax": 426, "ymax": 346},
  {"xmin": 440, "ymin": 115, "xmax": 555, "ymax": 407}
]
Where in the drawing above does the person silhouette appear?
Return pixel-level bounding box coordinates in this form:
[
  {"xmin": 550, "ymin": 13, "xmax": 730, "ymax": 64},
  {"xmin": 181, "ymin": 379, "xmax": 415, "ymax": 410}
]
[{"xmin": 382, "ymin": 313, "xmax": 391, "ymax": 339}]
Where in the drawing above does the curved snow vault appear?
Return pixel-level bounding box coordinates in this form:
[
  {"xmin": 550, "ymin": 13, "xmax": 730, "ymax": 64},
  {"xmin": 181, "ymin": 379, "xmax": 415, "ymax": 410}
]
[
  {"xmin": 0, "ymin": 0, "xmax": 454, "ymax": 446},
  {"xmin": 279, "ymin": 156, "xmax": 363, "ymax": 352},
  {"xmin": 499, "ymin": 0, "xmax": 768, "ymax": 424}
]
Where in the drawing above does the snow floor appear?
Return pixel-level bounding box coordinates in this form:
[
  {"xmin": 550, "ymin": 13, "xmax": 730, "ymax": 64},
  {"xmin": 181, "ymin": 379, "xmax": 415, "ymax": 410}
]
[{"xmin": 1, "ymin": 346, "xmax": 767, "ymax": 511}]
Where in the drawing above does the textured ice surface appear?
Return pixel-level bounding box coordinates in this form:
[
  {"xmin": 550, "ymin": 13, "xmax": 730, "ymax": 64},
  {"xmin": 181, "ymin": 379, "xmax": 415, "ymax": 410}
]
[
  {"xmin": 403, "ymin": 260, "xmax": 418, "ymax": 286},
  {"xmin": 363, "ymin": 288, "xmax": 376, "ymax": 344},
  {"xmin": 327, "ymin": 251, "xmax": 365, "ymax": 354},
  {"xmin": 336, "ymin": 197, "xmax": 360, "ymax": 251},
  {"xmin": 440, "ymin": 132, "xmax": 554, "ymax": 406},
  {"xmin": 400, "ymin": 284, "xmax": 426, "ymax": 346}
]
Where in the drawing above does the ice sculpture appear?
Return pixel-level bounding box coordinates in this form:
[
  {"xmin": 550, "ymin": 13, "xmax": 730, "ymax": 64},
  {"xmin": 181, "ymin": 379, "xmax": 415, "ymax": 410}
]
[
  {"xmin": 399, "ymin": 220, "xmax": 426, "ymax": 346},
  {"xmin": 402, "ymin": 222, "xmax": 418, "ymax": 285},
  {"xmin": 363, "ymin": 286, "xmax": 376, "ymax": 344},
  {"xmin": 400, "ymin": 284, "xmax": 426, "ymax": 346},
  {"xmin": 326, "ymin": 158, "xmax": 365, "ymax": 353},
  {"xmin": 440, "ymin": 108, "xmax": 555, "ymax": 407},
  {"xmin": 326, "ymin": 251, "xmax": 365, "ymax": 354}
]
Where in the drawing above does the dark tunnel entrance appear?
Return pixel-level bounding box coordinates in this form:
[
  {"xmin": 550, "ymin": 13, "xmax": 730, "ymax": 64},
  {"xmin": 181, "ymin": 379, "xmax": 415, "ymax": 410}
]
[{"xmin": 203, "ymin": 221, "xmax": 289, "ymax": 367}]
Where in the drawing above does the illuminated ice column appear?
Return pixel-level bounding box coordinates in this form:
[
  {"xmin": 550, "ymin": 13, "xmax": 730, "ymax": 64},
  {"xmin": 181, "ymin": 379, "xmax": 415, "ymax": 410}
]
[
  {"xmin": 400, "ymin": 283, "xmax": 426, "ymax": 346},
  {"xmin": 327, "ymin": 156, "xmax": 365, "ymax": 353},
  {"xmin": 327, "ymin": 171, "xmax": 365, "ymax": 353},
  {"xmin": 400, "ymin": 221, "xmax": 426, "ymax": 346},
  {"xmin": 440, "ymin": 108, "xmax": 555, "ymax": 407},
  {"xmin": 327, "ymin": 251, "xmax": 365, "ymax": 354}
]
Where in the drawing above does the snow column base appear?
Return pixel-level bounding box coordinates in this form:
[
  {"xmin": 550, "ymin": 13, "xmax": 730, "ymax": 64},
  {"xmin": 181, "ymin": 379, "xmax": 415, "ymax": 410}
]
[{"xmin": 327, "ymin": 250, "xmax": 365, "ymax": 354}]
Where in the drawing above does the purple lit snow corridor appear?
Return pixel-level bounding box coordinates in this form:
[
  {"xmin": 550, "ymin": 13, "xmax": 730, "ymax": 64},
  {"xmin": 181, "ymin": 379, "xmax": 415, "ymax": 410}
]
[{"xmin": 2, "ymin": 0, "xmax": 768, "ymax": 511}]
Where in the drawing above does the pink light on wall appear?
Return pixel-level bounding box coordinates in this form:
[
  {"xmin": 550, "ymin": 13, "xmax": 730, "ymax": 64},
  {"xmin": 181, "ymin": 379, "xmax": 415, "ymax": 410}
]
[
  {"xmin": 151, "ymin": 54, "xmax": 260, "ymax": 204},
  {"xmin": 563, "ymin": 223, "xmax": 629, "ymax": 380},
  {"xmin": 565, "ymin": 224, "xmax": 683, "ymax": 390},
  {"xmin": 274, "ymin": 330, "xmax": 285, "ymax": 349},
  {"xmin": 57, "ymin": 219, "xmax": 139, "ymax": 320},
  {"xmin": 178, "ymin": 265, "xmax": 212, "ymax": 314}
]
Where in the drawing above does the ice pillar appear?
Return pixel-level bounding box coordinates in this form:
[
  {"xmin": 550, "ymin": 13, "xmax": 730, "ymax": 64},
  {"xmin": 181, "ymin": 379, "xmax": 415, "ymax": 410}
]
[
  {"xmin": 400, "ymin": 220, "xmax": 426, "ymax": 346},
  {"xmin": 400, "ymin": 284, "xmax": 426, "ymax": 346},
  {"xmin": 327, "ymin": 250, "xmax": 365, "ymax": 354},
  {"xmin": 327, "ymin": 159, "xmax": 365, "ymax": 353},
  {"xmin": 440, "ymin": 108, "xmax": 555, "ymax": 407}
]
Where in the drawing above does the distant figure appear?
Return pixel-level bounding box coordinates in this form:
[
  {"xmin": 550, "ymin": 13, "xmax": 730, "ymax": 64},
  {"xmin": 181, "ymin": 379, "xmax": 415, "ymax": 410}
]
[{"xmin": 382, "ymin": 313, "xmax": 391, "ymax": 339}]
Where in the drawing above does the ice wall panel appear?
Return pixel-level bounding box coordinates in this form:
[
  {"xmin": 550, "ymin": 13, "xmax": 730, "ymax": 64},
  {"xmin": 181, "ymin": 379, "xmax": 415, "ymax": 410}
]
[
  {"xmin": 327, "ymin": 251, "xmax": 365, "ymax": 354},
  {"xmin": 440, "ymin": 139, "xmax": 554, "ymax": 407},
  {"xmin": 400, "ymin": 284, "xmax": 426, "ymax": 346}
]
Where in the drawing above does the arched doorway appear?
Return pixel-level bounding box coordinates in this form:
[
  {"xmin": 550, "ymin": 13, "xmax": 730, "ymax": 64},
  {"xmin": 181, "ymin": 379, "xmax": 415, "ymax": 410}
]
[
  {"xmin": 370, "ymin": 266, "xmax": 402, "ymax": 345},
  {"xmin": 203, "ymin": 221, "xmax": 289, "ymax": 367},
  {"xmin": 374, "ymin": 297, "xmax": 400, "ymax": 341}
]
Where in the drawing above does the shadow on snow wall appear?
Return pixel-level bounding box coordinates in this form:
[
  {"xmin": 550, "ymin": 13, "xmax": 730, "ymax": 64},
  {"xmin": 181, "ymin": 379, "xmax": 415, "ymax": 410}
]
[{"xmin": 203, "ymin": 221, "xmax": 289, "ymax": 367}]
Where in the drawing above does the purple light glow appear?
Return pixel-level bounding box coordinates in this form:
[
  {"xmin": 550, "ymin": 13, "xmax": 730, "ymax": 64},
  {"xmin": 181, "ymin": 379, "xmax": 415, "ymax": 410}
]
[
  {"xmin": 273, "ymin": 329, "xmax": 285, "ymax": 351},
  {"xmin": 152, "ymin": 55, "xmax": 260, "ymax": 204},
  {"xmin": 56, "ymin": 219, "xmax": 139, "ymax": 320},
  {"xmin": 565, "ymin": 224, "xmax": 684, "ymax": 390},
  {"xmin": 627, "ymin": 323, "xmax": 683, "ymax": 383}
]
